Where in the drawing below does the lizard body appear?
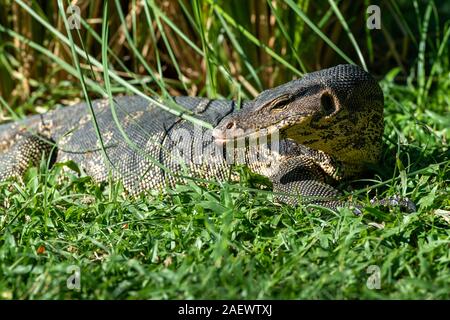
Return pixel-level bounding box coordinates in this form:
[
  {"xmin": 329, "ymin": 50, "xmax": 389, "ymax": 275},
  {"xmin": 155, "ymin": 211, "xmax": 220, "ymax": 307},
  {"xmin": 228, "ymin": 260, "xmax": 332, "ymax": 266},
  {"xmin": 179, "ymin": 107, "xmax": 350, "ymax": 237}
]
[{"xmin": 0, "ymin": 64, "xmax": 415, "ymax": 211}]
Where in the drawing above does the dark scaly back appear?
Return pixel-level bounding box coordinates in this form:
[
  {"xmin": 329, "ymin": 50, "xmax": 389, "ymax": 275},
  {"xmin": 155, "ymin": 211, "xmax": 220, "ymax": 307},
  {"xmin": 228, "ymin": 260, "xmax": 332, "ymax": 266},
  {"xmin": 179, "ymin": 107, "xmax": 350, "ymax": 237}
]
[{"xmin": 54, "ymin": 96, "xmax": 236, "ymax": 193}]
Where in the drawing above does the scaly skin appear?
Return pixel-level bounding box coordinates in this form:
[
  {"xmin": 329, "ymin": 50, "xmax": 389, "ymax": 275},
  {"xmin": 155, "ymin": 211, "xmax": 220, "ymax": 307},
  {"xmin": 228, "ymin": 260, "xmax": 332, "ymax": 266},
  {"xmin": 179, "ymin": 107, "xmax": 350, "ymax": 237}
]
[
  {"xmin": 213, "ymin": 64, "xmax": 384, "ymax": 181},
  {"xmin": 0, "ymin": 64, "xmax": 416, "ymax": 212}
]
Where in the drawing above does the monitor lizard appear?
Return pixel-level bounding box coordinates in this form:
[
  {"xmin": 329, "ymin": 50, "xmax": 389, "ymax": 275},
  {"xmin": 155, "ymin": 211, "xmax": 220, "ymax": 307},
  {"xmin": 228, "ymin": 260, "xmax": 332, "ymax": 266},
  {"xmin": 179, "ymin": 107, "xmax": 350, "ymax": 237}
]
[{"xmin": 0, "ymin": 64, "xmax": 416, "ymax": 212}]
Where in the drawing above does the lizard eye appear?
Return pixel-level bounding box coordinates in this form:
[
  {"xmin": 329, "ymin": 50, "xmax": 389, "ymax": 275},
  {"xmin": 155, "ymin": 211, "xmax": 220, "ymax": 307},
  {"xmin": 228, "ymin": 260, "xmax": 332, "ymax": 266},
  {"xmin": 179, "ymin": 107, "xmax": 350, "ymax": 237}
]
[
  {"xmin": 320, "ymin": 92, "xmax": 336, "ymax": 115},
  {"xmin": 268, "ymin": 94, "xmax": 291, "ymax": 112}
]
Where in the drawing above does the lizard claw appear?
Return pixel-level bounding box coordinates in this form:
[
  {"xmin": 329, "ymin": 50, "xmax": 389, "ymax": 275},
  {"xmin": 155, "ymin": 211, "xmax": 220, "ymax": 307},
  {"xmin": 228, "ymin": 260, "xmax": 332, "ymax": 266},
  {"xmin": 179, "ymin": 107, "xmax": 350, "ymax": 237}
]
[
  {"xmin": 350, "ymin": 206, "xmax": 363, "ymax": 216},
  {"xmin": 370, "ymin": 195, "xmax": 417, "ymax": 213}
]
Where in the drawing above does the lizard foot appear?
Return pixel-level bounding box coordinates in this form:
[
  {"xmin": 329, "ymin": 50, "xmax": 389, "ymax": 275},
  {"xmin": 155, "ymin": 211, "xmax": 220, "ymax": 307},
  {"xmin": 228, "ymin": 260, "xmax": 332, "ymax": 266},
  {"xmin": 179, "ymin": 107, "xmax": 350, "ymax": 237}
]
[{"xmin": 370, "ymin": 195, "xmax": 417, "ymax": 213}]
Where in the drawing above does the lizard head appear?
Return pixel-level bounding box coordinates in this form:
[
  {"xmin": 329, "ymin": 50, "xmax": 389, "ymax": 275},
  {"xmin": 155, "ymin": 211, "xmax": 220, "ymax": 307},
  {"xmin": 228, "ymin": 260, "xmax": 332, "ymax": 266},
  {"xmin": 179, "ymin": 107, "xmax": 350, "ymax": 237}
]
[{"xmin": 213, "ymin": 64, "xmax": 384, "ymax": 165}]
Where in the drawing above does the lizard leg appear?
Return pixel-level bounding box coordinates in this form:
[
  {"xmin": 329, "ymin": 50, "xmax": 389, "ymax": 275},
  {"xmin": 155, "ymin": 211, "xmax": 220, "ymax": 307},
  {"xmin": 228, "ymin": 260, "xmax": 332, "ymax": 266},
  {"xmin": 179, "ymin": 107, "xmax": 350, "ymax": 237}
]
[
  {"xmin": 272, "ymin": 178, "xmax": 346, "ymax": 210},
  {"xmin": 370, "ymin": 195, "xmax": 417, "ymax": 213},
  {"xmin": 270, "ymin": 156, "xmax": 349, "ymax": 210},
  {"xmin": 0, "ymin": 133, "xmax": 55, "ymax": 181},
  {"xmin": 270, "ymin": 158, "xmax": 417, "ymax": 213}
]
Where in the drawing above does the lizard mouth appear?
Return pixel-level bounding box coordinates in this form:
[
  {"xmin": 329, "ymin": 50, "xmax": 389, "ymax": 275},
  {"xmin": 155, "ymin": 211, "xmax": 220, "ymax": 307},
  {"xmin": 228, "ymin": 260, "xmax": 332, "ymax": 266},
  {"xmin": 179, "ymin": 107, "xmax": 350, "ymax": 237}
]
[
  {"xmin": 212, "ymin": 116, "xmax": 309, "ymax": 144},
  {"xmin": 212, "ymin": 121, "xmax": 286, "ymax": 144}
]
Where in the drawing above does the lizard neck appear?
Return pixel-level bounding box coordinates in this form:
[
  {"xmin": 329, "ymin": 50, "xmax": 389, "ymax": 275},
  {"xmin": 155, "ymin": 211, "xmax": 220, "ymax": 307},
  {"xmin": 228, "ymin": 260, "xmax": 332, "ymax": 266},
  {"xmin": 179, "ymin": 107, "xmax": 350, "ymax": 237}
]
[{"xmin": 230, "ymin": 139, "xmax": 366, "ymax": 182}]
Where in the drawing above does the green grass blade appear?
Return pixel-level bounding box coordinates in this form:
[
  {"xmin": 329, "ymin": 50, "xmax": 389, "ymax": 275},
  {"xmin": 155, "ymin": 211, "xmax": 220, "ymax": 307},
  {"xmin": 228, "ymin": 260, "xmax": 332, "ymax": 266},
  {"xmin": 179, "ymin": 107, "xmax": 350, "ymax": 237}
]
[
  {"xmin": 101, "ymin": 2, "xmax": 172, "ymax": 176},
  {"xmin": 142, "ymin": 1, "xmax": 164, "ymax": 85},
  {"xmin": 57, "ymin": 0, "xmax": 113, "ymax": 171},
  {"xmin": 417, "ymin": 3, "xmax": 433, "ymax": 107},
  {"xmin": 147, "ymin": 0, "xmax": 189, "ymax": 93},
  {"xmin": 148, "ymin": 1, "xmax": 241, "ymax": 96},
  {"xmin": 207, "ymin": 0, "xmax": 302, "ymax": 76},
  {"xmin": 216, "ymin": 12, "xmax": 262, "ymax": 93},
  {"xmin": 285, "ymin": 0, "xmax": 356, "ymax": 66},
  {"xmin": 0, "ymin": 95, "xmax": 19, "ymax": 120},
  {"xmin": 424, "ymin": 25, "xmax": 450, "ymax": 99},
  {"xmin": 328, "ymin": 0, "xmax": 367, "ymax": 71},
  {"xmin": 113, "ymin": 0, "xmax": 170, "ymax": 97},
  {"xmin": 266, "ymin": 0, "xmax": 307, "ymax": 74},
  {"xmin": 192, "ymin": 0, "xmax": 217, "ymax": 97}
]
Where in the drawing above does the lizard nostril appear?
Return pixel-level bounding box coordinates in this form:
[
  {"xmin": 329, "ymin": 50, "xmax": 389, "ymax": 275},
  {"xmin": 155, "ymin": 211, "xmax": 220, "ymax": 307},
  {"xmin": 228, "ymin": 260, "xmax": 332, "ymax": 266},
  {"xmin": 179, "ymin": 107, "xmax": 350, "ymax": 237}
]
[{"xmin": 226, "ymin": 122, "xmax": 235, "ymax": 130}]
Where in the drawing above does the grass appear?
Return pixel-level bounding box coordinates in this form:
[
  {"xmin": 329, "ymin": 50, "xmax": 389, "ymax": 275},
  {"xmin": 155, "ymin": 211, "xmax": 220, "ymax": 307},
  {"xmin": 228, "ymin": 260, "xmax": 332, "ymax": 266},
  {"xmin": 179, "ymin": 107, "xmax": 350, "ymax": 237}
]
[
  {"xmin": 0, "ymin": 78, "xmax": 449, "ymax": 299},
  {"xmin": 0, "ymin": 0, "xmax": 449, "ymax": 299}
]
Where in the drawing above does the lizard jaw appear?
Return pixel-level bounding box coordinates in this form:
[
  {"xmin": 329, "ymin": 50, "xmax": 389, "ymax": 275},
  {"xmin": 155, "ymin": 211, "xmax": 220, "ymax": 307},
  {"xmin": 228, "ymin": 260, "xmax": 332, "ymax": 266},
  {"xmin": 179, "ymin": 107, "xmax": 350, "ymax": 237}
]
[
  {"xmin": 212, "ymin": 121, "xmax": 287, "ymax": 145},
  {"xmin": 212, "ymin": 114, "xmax": 314, "ymax": 145}
]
